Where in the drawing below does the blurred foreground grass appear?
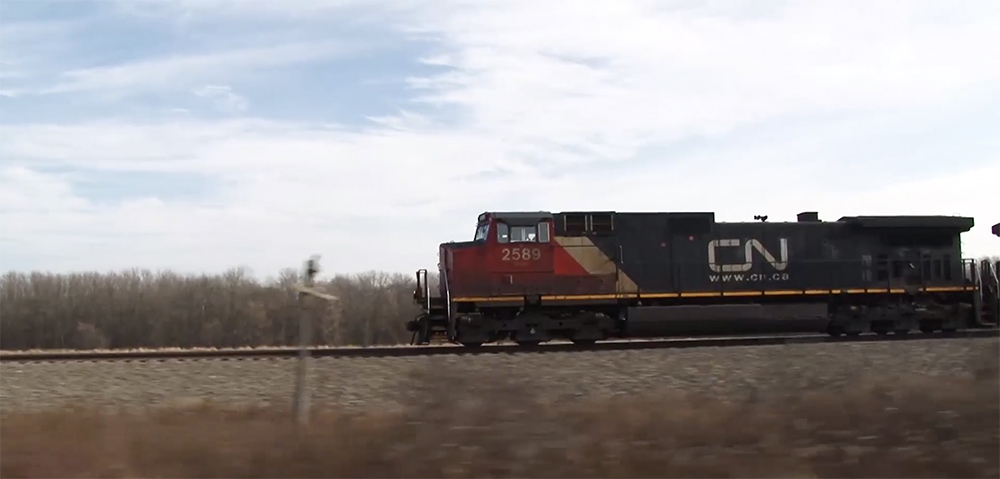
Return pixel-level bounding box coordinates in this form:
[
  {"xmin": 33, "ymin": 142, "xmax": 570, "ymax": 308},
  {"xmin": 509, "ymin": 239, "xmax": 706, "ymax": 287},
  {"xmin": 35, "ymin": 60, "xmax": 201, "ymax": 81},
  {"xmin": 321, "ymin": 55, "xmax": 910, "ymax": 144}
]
[{"xmin": 2, "ymin": 342, "xmax": 998, "ymax": 478}]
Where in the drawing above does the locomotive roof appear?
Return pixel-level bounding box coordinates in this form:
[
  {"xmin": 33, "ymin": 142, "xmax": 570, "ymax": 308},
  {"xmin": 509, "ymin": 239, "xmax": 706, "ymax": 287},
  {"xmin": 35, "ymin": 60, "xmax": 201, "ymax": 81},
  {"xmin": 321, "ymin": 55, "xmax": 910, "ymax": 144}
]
[
  {"xmin": 487, "ymin": 211, "xmax": 554, "ymax": 221},
  {"xmin": 482, "ymin": 210, "xmax": 975, "ymax": 232},
  {"xmin": 837, "ymin": 215, "xmax": 974, "ymax": 231},
  {"xmin": 993, "ymin": 222, "xmax": 1000, "ymax": 237}
]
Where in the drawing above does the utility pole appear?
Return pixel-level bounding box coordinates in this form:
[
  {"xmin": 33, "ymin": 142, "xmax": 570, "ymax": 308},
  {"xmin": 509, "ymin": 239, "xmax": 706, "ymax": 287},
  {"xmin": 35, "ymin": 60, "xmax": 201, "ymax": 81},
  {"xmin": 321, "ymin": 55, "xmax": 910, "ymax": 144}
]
[{"xmin": 291, "ymin": 255, "xmax": 338, "ymax": 427}]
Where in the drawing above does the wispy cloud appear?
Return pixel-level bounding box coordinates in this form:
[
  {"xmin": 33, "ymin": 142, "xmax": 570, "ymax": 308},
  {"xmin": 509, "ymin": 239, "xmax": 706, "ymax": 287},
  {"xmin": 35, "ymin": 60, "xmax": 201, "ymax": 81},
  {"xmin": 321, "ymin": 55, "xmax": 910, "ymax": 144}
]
[
  {"xmin": 193, "ymin": 85, "xmax": 249, "ymax": 113},
  {"xmin": 0, "ymin": 17, "xmax": 87, "ymax": 96},
  {"xmin": 398, "ymin": 1, "xmax": 1000, "ymax": 156},
  {"xmin": 32, "ymin": 40, "xmax": 369, "ymax": 96}
]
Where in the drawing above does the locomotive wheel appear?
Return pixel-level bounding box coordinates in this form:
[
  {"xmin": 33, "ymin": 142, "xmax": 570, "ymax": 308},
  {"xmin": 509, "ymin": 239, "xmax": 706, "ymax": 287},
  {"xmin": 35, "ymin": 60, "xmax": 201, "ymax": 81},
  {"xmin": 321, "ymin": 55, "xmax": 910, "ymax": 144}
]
[
  {"xmin": 516, "ymin": 340, "xmax": 541, "ymax": 348},
  {"xmin": 871, "ymin": 323, "xmax": 890, "ymax": 335},
  {"xmin": 920, "ymin": 320, "xmax": 941, "ymax": 333}
]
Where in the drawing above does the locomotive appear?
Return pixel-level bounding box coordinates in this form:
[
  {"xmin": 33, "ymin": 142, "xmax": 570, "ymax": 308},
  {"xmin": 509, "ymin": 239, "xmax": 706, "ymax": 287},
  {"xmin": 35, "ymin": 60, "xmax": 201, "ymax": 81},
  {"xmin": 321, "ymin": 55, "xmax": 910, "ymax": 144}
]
[{"xmin": 408, "ymin": 210, "xmax": 999, "ymax": 347}]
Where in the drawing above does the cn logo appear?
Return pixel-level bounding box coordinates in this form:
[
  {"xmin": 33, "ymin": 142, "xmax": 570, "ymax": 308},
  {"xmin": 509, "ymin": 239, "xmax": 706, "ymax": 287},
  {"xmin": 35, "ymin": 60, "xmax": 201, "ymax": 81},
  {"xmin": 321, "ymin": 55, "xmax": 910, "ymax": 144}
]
[{"xmin": 708, "ymin": 238, "xmax": 789, "ymax": 273}]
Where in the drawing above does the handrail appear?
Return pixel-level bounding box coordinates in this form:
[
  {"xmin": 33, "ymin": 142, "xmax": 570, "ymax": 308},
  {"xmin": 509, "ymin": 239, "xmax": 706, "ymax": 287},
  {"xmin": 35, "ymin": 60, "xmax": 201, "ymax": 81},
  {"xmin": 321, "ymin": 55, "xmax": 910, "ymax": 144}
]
[
  {"xmin": 548, "ymin": 245, "xmax": 980, "ymax": 294},
  {"xmin": 990, "ymin": 261, "xmax": 999, "ymax": 291},
  {"xmin": 424, "ymin": 271, "xmax": 430, "ymax": 312},
  {"xmin": 443, "ymin": 267, "xmax": 452, "ymax": 322},
  {"xmin": 415, "ymin": 269, "xmax": 430, "ymax": 311}
]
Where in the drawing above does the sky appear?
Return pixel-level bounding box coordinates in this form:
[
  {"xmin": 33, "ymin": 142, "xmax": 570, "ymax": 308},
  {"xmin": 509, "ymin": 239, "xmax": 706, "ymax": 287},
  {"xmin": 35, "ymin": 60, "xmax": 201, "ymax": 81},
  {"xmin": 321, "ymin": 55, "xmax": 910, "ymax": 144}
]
[{"xmin": 1, "ymin": 0, "xmax": 999, "ymax": 279}]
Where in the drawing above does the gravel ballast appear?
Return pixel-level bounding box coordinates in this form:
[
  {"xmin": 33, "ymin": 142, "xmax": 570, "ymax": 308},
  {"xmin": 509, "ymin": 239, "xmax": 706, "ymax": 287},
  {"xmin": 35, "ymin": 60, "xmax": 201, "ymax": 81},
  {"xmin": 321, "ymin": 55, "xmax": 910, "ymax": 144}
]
[{"xmin": 2, "ymin": 337, "xmax": 997, "ymax": 413}]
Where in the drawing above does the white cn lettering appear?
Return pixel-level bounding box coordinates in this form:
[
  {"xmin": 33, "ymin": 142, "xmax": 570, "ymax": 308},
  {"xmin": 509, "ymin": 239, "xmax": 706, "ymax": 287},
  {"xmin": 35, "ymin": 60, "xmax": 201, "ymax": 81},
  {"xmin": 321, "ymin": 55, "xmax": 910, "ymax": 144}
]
[{"xmin": 708, "ymin": 238, "xmax": 789, "ymax": 273}]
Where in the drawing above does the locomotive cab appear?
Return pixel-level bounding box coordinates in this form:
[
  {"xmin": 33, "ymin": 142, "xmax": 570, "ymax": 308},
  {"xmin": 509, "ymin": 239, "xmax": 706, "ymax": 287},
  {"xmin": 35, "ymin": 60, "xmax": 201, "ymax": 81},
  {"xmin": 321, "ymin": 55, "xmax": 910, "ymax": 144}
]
[
  {"xmin": 409, "ymin": 212, "xmax": 556, "ymax": 344},
  {"xmin": 443, "ymin": 212, "xmax": 555, "ymax": 300}
]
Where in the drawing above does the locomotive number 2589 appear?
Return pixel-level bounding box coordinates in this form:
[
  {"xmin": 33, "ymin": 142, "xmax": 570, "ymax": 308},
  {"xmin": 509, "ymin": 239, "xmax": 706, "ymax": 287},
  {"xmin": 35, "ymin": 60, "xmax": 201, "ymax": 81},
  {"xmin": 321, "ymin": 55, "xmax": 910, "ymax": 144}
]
[{"xmin": 501, "ymin": 247, "xmax": 542, "ymax": 261}]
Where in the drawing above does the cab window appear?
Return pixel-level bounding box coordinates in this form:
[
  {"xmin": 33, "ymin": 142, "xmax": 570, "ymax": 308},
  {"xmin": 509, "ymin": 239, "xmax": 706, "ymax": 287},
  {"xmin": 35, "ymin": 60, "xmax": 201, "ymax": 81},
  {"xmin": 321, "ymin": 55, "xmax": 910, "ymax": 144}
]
[
  {"xmin": 497, "ymin": 223, "xmax": 538, "ymax": 243},
  {"xmin": 474, "ymin": 222, "xmax": 490, "ymax": 242},
  {"xmin": 538, "ymin": 222, "xmax": 550, "ymax": 242},
  {"xmin": 510, "ymin": 225, "xmax": 537, "ymax": 243},
  {"xmin": 497, "ymin": 222, "xmax": 549, "ymax": 243},
  {"xmin": 497, "ymin": 222, "xmax": 510, "ymax": 243}
]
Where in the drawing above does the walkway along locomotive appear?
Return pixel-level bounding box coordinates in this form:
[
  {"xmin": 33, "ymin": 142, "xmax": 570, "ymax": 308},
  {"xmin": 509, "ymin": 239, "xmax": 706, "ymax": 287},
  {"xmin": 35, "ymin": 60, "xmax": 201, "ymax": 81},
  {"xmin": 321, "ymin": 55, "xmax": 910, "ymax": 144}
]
[{"xmin": 408, "ymin": 210, "xmax": 999, "ymax": 347}]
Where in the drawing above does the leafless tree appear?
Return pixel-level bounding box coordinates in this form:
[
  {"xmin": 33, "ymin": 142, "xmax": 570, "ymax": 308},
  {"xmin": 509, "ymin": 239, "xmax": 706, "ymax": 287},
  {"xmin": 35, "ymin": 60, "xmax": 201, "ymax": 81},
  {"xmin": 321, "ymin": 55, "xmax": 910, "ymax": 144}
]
[{"xmin": 0, "ymin": 267, "xmax": 423, "ymax": 350}]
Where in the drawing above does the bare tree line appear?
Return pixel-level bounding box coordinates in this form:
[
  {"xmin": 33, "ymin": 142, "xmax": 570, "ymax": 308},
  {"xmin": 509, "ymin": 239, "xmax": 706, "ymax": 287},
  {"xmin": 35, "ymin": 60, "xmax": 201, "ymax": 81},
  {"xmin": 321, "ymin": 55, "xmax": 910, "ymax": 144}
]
[
  {"xmin": 0, "ymin": 268, "xmax": 432, "ymax": 351},
  {"xmin": 2, "ymin": 255, "xmax": 996, "ymax": 351}
]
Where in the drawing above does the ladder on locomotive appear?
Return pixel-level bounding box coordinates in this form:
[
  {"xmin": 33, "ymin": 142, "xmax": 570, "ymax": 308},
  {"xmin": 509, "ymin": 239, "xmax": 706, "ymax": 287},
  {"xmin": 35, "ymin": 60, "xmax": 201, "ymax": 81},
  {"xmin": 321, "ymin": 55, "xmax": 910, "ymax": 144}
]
[
  {"xmin": 410, "ymin": 268, "xmax": 451, "ymax": 345},
  {"xmin": 978, "ymin": 259, "xmax": 1000, "ymax": 327}
]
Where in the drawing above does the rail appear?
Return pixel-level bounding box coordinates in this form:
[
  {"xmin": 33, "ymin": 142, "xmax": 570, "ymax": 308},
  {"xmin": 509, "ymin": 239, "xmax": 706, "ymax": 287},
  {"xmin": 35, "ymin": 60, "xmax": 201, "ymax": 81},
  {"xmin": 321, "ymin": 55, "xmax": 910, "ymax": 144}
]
[{"xmin": 2, "ymin": 329, "xmax": 996, "ymax": 363}]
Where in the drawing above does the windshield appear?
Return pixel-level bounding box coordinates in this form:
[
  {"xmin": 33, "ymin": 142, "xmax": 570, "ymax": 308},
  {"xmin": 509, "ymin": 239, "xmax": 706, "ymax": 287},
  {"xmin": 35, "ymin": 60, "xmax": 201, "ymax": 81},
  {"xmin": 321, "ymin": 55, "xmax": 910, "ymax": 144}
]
[{"xmin": 474, "ymin": 222, "xmax": 490, "ymax": 242}]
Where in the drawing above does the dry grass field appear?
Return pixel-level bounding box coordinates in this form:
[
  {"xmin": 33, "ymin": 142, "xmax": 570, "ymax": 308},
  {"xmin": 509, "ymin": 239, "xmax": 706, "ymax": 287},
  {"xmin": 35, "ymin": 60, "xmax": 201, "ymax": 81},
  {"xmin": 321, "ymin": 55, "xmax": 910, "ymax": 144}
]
[
  {"xmin": 2, "ymin": 338, "xmax": 998, "ymax": 478},
  {"xmin": 2, "ymin": 358, "xmax": 998, "ymax": 478}
]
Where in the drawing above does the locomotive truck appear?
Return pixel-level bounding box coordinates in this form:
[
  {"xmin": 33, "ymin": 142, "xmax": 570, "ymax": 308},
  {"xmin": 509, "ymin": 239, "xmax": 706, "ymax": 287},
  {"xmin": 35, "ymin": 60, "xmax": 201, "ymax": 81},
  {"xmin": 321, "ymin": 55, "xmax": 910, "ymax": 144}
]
[{"xmin": 408, "ymin": 210, "xmax": 999, "ymax": 347}]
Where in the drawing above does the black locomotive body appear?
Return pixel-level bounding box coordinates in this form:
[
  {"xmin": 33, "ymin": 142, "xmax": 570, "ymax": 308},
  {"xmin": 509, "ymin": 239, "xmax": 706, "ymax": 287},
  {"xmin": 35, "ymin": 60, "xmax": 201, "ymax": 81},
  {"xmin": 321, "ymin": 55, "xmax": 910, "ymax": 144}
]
[{"xmin": 410, "ymin": 210, "xmax": 996, "ymax": 346}]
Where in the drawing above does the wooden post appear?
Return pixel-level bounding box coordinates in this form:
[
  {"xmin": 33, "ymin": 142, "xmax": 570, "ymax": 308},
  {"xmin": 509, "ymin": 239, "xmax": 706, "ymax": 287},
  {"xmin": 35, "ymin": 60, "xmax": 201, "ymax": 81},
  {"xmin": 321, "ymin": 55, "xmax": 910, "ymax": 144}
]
[{"xmin": 291, "ymin": 255, "xmax": 338, "ymax": 427}]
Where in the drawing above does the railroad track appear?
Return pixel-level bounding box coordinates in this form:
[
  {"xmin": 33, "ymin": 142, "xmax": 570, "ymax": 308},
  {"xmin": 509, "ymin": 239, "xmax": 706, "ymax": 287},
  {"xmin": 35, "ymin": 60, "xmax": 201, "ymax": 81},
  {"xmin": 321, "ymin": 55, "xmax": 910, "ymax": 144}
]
[{"xmin": 2, "ymin": 329, "xmax": 997, "ymax": 363}]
